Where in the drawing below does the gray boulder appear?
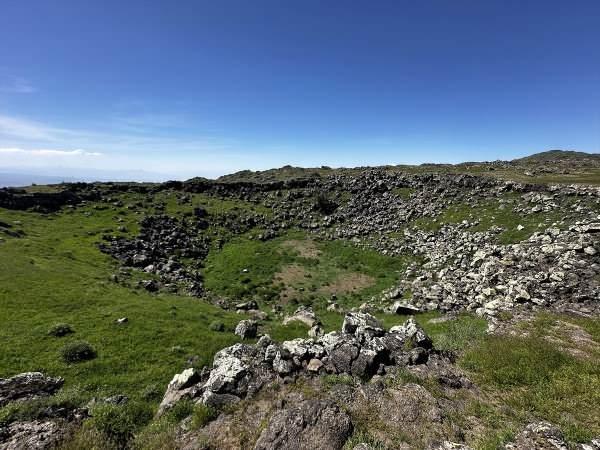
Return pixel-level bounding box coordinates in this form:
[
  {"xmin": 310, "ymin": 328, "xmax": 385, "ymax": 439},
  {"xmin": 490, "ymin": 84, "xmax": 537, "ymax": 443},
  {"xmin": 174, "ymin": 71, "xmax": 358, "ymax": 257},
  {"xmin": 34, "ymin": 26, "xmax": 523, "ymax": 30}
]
[
  {"xmin": 157, "ymin": 368, "xmax": 201, "ymax": 416},
  {"xmin": 0, "ymin": 373, "xmax": 63, "ymax": 407},
  {"xmin": 0, "ymin": 420, "xmax": 66, "ymax": 450},
  {"xmin": 235, "ymin": 320, "xmax": 258, "ymax": 339},
  {"xmin": 341, "ymin": 312, "xmax": 385, "ymax": 341},
  {"xmin": 389, "ymin": 317, "xmax": 433, "ymax": 349},
  {"xmin": 283, "ymin": 306, "xmax": 319, "ymax": 328},
  {"xmin": 253, "ymin": 398, "xmax": 353, "ymax": 450}
]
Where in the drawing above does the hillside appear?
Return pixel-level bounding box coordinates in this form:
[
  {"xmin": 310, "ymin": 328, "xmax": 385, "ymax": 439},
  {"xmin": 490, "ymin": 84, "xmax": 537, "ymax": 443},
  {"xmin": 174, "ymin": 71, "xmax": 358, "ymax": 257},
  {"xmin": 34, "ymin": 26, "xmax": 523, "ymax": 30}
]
[
  {"xmin": 0, "ymin": 161, "xmax": 599, "ymax": 449},
  {"xmin": 512, "ymin": 149, "xmax": 600, "ymax": 164}
]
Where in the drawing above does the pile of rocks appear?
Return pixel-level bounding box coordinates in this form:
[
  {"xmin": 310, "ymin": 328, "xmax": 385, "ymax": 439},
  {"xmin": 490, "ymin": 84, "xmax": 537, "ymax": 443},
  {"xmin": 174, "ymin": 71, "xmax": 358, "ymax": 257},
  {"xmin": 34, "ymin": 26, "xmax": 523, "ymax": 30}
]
[
  {"xmin": 385, "ymin": 220, "xmax": 600, "ymax": 319},
  {"xmin": 99, "ymin": 215, "xmax": 210, "ymax": 295},
  {"xmin": 158, "ymin": 312, "xmax": 434, "ymax": 414}
]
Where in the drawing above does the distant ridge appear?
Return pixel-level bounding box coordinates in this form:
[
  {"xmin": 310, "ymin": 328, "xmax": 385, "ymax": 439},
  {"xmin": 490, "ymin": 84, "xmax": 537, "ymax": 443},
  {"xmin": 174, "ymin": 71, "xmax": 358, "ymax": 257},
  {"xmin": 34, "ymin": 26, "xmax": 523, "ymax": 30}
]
[{"xmin": 511, "ymin": 149, "xmax": 600, "ymax": 164}]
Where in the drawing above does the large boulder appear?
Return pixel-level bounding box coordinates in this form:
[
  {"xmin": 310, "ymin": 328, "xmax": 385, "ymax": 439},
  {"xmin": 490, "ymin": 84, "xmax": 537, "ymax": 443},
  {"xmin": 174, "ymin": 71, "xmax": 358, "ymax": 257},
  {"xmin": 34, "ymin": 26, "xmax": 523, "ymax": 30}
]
[
  {"xmin": 0, "ymin": 420, "xmax": 66, "ymax": 450},
  {"xmin": 201, "ymin": 343, "xmax": 274, "ymax": 405},
  {"xmin": 389, "ymin": 317, "xmax": 433, "ymax": 350},
  {"xmin": 282, "ymin": 306, "xmax": 319, "ymax": 328},
  {"xmin": 253, "ymin": 397, "xmax": 353, "ymax": 450},
  {"xmin": 0, "ymin": 373, "xmax": 64, "ymax": 407},
  {"xmin": 341, "ymin": 312, "xmax": 385, "ymax": 341},
  {"xmin": 157, "ymin": 368, "xmax": 201, "ymax": 416}
]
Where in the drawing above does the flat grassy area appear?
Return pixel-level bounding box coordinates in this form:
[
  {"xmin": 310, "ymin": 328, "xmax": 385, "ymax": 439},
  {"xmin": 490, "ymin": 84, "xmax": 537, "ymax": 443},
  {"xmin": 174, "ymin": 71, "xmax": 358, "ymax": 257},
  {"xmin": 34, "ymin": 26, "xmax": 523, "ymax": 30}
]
[{"xmin": 203, "ymin": 230, "xmax": 414, "ymax": 337}]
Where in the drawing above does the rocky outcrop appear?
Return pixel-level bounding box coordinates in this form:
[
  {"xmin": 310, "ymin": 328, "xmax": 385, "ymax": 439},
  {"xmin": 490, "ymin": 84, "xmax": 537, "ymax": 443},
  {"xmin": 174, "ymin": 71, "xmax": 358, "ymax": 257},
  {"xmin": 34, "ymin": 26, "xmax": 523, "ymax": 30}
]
[
  {"xmin": 350, "ymin": 382, "xmax": 443, "ymax": 448},
  {"xmin": 505, "ymin": 421, "xmax": 600, "ymax": 450},
  {"xmin": 254, "ymin": 396, "xmax": 353, "ymax": 450},
  {"xmin": 0, "ymin": 373, "xmax": 63, "ymax": 407},
  {"xmin": 159, "ymin": 313, "xmax": 435, "ymax": 416},
  {"xmin": 0, "ymin": 420, "xmax": 67, "ymax": 450}
]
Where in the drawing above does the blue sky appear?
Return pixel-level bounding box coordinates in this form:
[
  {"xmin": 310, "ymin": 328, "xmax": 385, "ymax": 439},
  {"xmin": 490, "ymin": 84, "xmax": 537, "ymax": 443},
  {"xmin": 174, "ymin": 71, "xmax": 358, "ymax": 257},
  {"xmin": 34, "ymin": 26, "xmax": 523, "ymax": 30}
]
[{"xmin": 0, "ymin": 0, "xmax": 599, "ymax": 180}]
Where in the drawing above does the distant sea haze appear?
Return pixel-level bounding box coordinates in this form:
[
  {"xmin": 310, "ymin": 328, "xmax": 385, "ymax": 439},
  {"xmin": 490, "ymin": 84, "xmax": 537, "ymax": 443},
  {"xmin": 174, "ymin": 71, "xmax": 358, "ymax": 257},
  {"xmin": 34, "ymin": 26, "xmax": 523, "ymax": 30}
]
[{"xmin": 0, "ymin": 168, "xmax": 172, "ymax": 188}]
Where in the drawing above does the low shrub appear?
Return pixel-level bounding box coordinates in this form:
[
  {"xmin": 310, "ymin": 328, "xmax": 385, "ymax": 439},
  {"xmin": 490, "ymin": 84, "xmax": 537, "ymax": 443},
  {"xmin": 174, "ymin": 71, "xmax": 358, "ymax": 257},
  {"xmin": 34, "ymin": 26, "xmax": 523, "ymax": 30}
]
[
  {"xmin": 191, "ymin": 403, "xmax": 217, "ymax": 429},
  {"xmin": 48, "ymin": 323, "xmax": 74, "ymax": 337},
  {"xmin": 61, "ymin": 341, "xmax": 97, "ymax": 363},
  {"xmin": 209, "ymin": 321, "xmax": 225, "ymax": 332},
  {"xmin": 89, "ymin": 401, "xmax": 153, "ymax": 447}
]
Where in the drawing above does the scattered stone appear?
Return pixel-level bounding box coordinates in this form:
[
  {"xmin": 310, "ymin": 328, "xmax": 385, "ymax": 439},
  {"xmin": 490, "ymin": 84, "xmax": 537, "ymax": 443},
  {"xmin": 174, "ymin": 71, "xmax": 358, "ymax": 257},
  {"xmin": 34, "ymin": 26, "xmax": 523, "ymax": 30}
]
[
  {"xmin": 157, "ymin": 368, "xmax": 201, "ymax": 416},
  {"xmin": 234, "ymin": 320, "xmax": 258, "ymax": 339},
  {"xmin": 387, "ymin": 301, "xmax": 421, "ymax": 315},
  {"xmin": 307, "ymin": 358, "xmax": 324, "ymax": 372}
]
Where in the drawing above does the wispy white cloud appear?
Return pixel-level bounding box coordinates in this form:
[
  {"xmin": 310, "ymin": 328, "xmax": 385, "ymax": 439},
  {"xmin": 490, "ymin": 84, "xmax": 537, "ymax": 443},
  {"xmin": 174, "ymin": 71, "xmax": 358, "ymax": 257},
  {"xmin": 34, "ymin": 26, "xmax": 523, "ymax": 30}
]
[
  {"xmin": 0, "ymin": 115, "xmax": 71, "ymax": 141},
  {"xmin": 0, "ymin": 77, "xmax": 35, "ymax": 94},
  {"xmin": 0, "ymin": 147, "xmax": 102, "ymax": 157},
  {"xmin": 0, "ymin": 112, "xmax": 283, "ymax": 179}
]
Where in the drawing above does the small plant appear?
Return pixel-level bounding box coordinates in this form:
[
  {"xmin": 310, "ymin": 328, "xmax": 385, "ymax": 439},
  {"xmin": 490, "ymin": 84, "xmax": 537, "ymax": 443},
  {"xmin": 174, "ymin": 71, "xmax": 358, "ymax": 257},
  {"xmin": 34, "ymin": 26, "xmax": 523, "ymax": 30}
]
[
  {"xmin": 191, "ymin": 403, "xmax": 217, "ymax": 429},
  {"xmin": 89, "ymin": 401, "xmax": 153, "ymax": 447},
  {"xmin": 48, "ymin": 323, "xmax": 73, "ymax": 337},
  {"xmin": 343, "ymin": 429, "xmax": 387, "ymax": 450},
  {"xmin": 313, "ymin": 194, "xmax": 339, "ymax": 215},
  {"xmin": 166, "ymin": 399, "xmax": 194, "ymax": 422},
  {"xmin": 141, "ymin": 384, "xmax": 161, "ymax": 401},
  {"xmin": 61, "ymin": 341, "xmax": 97, "ymax": 363},
  {"xmin": 323, "ymin": 374, "xmax": 355, "ymax": 388},
  {"xmin": 170, "ymin": 345, "xmax": 185, "ymax": 354},
  {"xmin": 209, "ymin": 321, "xmax": 225, "ymax": 332}
]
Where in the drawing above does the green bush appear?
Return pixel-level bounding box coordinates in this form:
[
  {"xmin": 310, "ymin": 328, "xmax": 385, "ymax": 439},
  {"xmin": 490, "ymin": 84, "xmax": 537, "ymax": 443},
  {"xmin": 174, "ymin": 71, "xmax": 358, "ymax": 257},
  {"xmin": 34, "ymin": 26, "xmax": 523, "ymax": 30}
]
[
  {"xmin": 48, "ymin": 323, "xmax": 74, "ymax": 337},
  {"xmin": 60, "ymin": 341, "xmax": 97, "ymax": 363},
  {"xmin": 166, "ymin": 399, "xmax": 194, "ymax": 423},
  {"xmin": 191, "ymin": 403, "xmax": 217, "ymax": 429},
  {"xmin": 89, "ymin": 401, "xmax": 153, "ymax": 447}
]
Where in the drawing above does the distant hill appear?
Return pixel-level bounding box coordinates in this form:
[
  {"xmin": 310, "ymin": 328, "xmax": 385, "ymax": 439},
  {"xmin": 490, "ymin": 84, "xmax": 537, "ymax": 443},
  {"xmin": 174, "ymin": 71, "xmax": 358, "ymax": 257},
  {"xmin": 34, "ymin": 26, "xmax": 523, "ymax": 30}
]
[{"xmin": 511, "ymin": 150, "xmax": 600, "ymax": 164}]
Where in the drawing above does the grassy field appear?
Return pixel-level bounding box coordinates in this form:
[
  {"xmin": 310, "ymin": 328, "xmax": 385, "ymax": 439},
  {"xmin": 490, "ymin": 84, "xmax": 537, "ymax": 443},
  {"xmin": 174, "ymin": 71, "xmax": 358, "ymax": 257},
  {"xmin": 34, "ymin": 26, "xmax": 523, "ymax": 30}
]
[
  {"xmin": 0, "ymin": 194, "xmax": 415, "ymax": 445},
  {"xmin": 1, "ymin": 187, "xmax": 599, "ymax": 449}
]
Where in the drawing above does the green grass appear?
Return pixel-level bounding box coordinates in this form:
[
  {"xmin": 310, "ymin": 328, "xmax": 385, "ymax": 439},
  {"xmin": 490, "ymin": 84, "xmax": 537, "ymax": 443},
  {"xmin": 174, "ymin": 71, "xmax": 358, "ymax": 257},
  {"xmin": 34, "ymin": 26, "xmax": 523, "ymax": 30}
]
[
  {"xmin": 460, "ymin": 331, "xmax": 600, "ymax": 443},
  {"xmin": 0, "ymin": 206, "xmax": 241, "ymax": 422},
  {"xmin": 204, "ymin": 230, "xmax": 414, "ymax": 334},
  {"xmin": 391, "ymin": 187, "xmax": 415, "ymax": 199},
  {"xmin": 203, "ymin": 232, "xmax": 298, "ymax": 300}
]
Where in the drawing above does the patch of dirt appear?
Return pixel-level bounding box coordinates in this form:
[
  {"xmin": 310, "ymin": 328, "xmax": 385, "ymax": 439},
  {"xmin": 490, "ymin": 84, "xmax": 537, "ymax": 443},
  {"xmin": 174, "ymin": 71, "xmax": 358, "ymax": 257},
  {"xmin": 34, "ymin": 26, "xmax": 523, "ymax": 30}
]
[
  {"xmin": 545, "ymin": 320, "xmax": 600, "ymax": 359},
  {"xmin": 273, "ymin": 264, "xmax": 311, "ymax": 302},
  {"xmin": 274, "ymin": 264, "xmax": 310, "ymax": 285},
  {"xmin": 280, "ymin": 239, "xmax": 321, "ymax": 259},
  {"xmin": 318, "ymin": 272, "xmax": 375, "ymax": 295}
]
